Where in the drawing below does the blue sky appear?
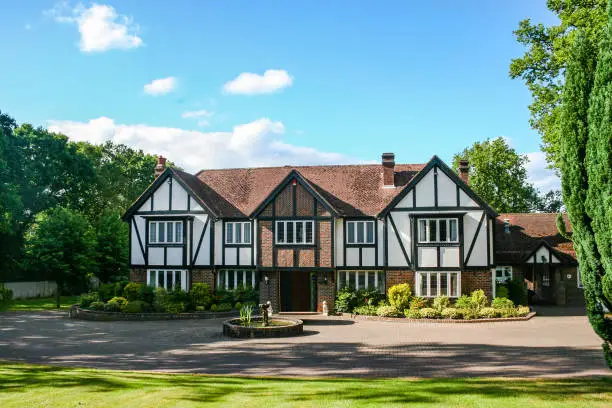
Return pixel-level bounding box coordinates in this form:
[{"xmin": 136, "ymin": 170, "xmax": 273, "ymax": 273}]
[{"xmin": 1, "ymin": 1, "xmax": 559, "ymax": 190}]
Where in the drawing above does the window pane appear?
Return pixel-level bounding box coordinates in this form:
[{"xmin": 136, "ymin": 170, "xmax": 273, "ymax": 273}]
[
  {"xmin": 228, "ymin": 271, "xmax": 235, "ymax": 290},
  {"xmin": 158, "ymin": 271, "xmax": 164, "ymax": 288},
  {"xmin": 226, "ymin": 223, "xmax": 233, "ymax": 244},
  {"xmin": 175, "ymin": 222, "xmax": 183, "ymax": 243},
  {"xmin": 218, "ymin": 271, "xmax": 225, "ymax": 288},
  {"xmin": 237, "ymin": 270, "xmax": 244, "ymax": 287},
  {"xmin": 357, "ymin": 222, "xmax": 365, "ymax": 243},
  {"xmin": 296, "ymin": 222, "xmax": 304, "ymax": 243},
  {"xmin": 348, "ymin": 271, "xmax": 356, "ymax": 289},
  {"xmin": 367, "ymin": 271, "xmax": 376, "ymax": 289},
  {"xmin": 420, "ymin": 273, "xmax": 427, "ymax": 296},
  {"xmin": 277, "ymin": 222, "xmax": 285, "ymax": 243},
  {"xmin": 450, "ymin": 273, "xmax": 458, "ymax": 297},
  {"xmin": 287, "ymin": 222, "xmax": 294, "ymax": 243},
  {"xmin": 366, "ymin": 222, "xmax": 374, "ymax": 243},
  {"xmin": 347, "ymin": 222, "xmax": 355, "ymax": 243},
  {"xmin": 377, "ymin": 272, "xmax": 385, "ymax": 293},
  {"xmin": 430, "ymin": 273, "xmax": 438, "ymax": 297},
  {"xmin": 449, "ymin": 219, "xmax": 458, "ymax": 242},
  {"xmin": 167, "ymin": 222, "xmax": 174, "ymax": 243},
  {"xmin": 357, "ymin": 272, "xmax": 365, "ymax": 289},
  {"xmin": 440, "ymin": 273, "xmax": 448, "ymax": 296},
  {"xmin": 306, "ymin": 222, "xmax": 313, "ymax": 243},
  {"xmin": 149, "ymin": 223, "xmax": 156, "ymax": 243},
  {"xmin": 419, "ymin": 220, "xmax": 427, "ymax": 242},
  {"xmin": 439, "ymin": 220, "xmax": 447, "ymax": 242},
  {"xmin": 166, "ymin": 271, "xmax": 173, "ymax": 289},
  {"xmin": 338, "ymin": 271, "xmax": 347, "ymax": 289},
  {"xmin": 235, "ymin": 223, "xmax": 242, "ymax": 244},
  {"xmin": 148, "ymin": 270, "xmax": 156, "ymax": 286},
  {"xmin": 158, "ymin": 223, "xmax": 165, "ymax": 243},
  {"xmin": 244, "ymin": 223, "xmax": 251, "ymax": 244},
  {"xmin": 428, "ymin": 220, "xmax": 437, "ymax": 242},
  {"xmin": 175, "ymin": 271, "xmax": 181, "ymax": 290}
]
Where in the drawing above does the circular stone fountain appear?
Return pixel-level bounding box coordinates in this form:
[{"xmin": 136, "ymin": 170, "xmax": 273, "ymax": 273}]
[{"xmin": 223, "ymin": 316, "xmax": 304, "ymax": 338}]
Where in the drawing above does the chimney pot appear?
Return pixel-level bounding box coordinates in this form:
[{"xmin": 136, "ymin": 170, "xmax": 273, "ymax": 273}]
[
  {"xmin": 382, "ymin": 153, "xmax": 395, "ymax": 187},
  {"xmin": 458, "ymin": 159, "xmax": 469, "ymax": 184},
  {"xmin": 154, "ymin": 155, "xmax": 167, "ymax": 178}
]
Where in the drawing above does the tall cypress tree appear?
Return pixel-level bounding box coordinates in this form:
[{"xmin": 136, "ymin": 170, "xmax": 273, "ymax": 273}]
[{"xmin": 560, "ymin": 0, "xmax": 612, "ymax": 368}]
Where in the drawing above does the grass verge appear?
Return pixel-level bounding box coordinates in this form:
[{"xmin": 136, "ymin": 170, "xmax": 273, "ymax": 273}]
[
  {"xmin": 6, "ymin": 296, "xmax": 79, "ymax": 311},
  {"xmin": 0, "ymin": 362, "xmax": 610, "ymax": 407}
]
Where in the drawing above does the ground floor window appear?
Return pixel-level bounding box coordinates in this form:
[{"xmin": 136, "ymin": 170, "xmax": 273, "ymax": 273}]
[
  {"xmin": 416, "ymin": 271, "xmax": 460, "ymax": 297},
  {"xmin": 217, "ymin": 269, "xmax": 257, "ymax": 290},
  {"xmin": 495, "ymin": 266, "xmax": 513, "ymax": 283},
  {"xmin": 542, "ymin": 269, "xmax": 551, "ymax": 287},
  {"xmin": 336, "ymin": 270, "xmax": 385, "ymax": 293},
  {"xmin": 147, "ymin": 269, "xmax": 188, "ymax": 291}
]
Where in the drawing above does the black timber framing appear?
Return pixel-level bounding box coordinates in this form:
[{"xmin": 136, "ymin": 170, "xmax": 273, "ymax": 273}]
[
  {"xmin": 433, "ymin": 166, "xmax": 438, "ymax": 208},
  {"xmin": 383, "ymin": 216, "xmax": 389, "ymax": 267},
  {"xmin": 390, "ymin": 207, "xmax": 479, "ymax": 212},
  {"xmin": 464, "ymin": 212, "xmax": 486, "ymax": 266},
  {"xmin": 132, "ymin": 218, "xmax": 145, "ymax": 262},
  {"xmin": 486, "ymin": 216, "xmax": 491, "ymax": 267},
  {"xmin": 191, "ymin": 217, "xmax": 210, "ymax": 265},
  {"xmin": 168, "ymin": 176, "xmax": 172, "ymax": 211},
  {"xmin": 314, "ymin": 201, "xmax": 319, "ymax": 267},
  {"xmin": 388, "ymin": 213, "xmax": 411, "ymax": 266}
]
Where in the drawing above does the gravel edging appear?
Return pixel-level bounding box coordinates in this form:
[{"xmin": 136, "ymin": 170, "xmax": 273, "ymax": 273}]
[
  {"xmin": 69, "ymin": 305, "xmax": 238, "ymax": 321},
  {"xmin": 340, "ymin": 311, "xmax": 536, "ymax": 323}
]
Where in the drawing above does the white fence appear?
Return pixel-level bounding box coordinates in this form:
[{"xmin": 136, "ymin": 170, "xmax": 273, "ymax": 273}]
[{"xmin": 3, "ymin": 281, "xmax": 57, "ymax": 299}]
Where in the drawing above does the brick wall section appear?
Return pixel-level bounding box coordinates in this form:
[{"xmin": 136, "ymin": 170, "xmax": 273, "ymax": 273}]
[
  {"xmin": 275, "ymin": 185, "xmax": 293, "ymax": 216},
  {"xmin": 259, "ymin": 221, "xmax": 273, "ymax": 266},
  {"xmin": 317, "ymin": 271, "xmax": 335, "ymax": 312},
  {"xmin": 191, "ymin": 269, "xmax": 214, "ymax": 290},
  {"xmin": 130, "ymin": 268, "xmax": 146, "ymax": 283},
  {"xmin": 259, "ymin": 271, "xmax": 280, "ymax": 312},
  {"xmin": 385, "ymin": 270, "xmax": 415, "ymax": 292},
  {"xmin": 462, "ymin": 270, "xmax": 493, "ymax": 300},
  {"xmin": 296, "ymin": 184, "xmax": 314, "ymax": 216},
  {"xmin": 318, "ymin": 220, "xmax": 332, "ymax": 267},
  {"xmin": 276, "ymin": 248, "xmax": 293, "ymax": 267},
  {"xmin": 298, "ymin": 249, "xmax": 315, "ymax": 267}
]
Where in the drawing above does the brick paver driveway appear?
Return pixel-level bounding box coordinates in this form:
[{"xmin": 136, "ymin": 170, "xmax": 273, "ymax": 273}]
[{"xmin": 0, "ymin": 307, "xmax": 609, "ymax": 378}]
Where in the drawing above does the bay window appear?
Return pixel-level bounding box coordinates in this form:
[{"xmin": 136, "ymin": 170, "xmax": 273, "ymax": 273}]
[
  {"xmin": 418, "ymin": 218, "xmax": 458, "ymax": 243},
  {"xmin": 217, "ymin": 269, "xmax": 257, "ymax": 290},
  {"xmin": 149, "ymin": 221, "xmax": 183, "ymax": 244},
  {"xmin": 346, "ymin": 220, "xmax": 375, "ymax": 244},
  {"xmin": 416, "ymin": 271, "xmax": 460, "ymax": 297},
  {"xmin": 337, "ymin": 270, "xmax": 385, "ymax": 293},
  {"xmin": 276, "ymin": 220, "xmax": 314, "ymax": 244},
  {"xmin": 147, "ymin": 269, "xmax": 188, "ymax": 291},
  {"xmin": 225, "ymin": 221, "xmax": 252, "ymax": 244}
]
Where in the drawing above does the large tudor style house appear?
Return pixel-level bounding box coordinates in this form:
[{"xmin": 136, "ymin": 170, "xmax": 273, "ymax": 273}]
[{"xmin": 122, "ymin": 153, "xmax": 583, "ymax": 311}]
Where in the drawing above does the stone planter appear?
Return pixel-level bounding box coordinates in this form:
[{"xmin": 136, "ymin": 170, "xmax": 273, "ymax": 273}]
[{"xmin": 223, "ymin": 316, "xmax": 303, "ymax": 338}]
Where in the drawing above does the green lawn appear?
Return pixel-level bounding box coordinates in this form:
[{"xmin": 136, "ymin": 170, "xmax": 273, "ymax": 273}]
[
  {"xmin": 0, "ymin": 363, "xmax": 610, "ymax": 407},
  {"xmin": 6, "ymin": 296, "xmax": 79, "ymax": 311}
]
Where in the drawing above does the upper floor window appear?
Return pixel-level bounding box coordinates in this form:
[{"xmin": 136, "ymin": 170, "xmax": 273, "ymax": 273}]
[
  {"xmin": 149, "ymin": 221, "xmax": 183, "ymax": 244},
  {"xmin": 346, "ymin": 220, "xmax": 375, "ymax": 244},
  {"xmin": 418, "ymin": 218, "xmax": 458, "ymax": 243},
  {"xmin": 276, "ymin": 220, "xmax": 314, "ymax": 245},
  {"xmin": 225, "ymin": 222, "xmax": 251, "ymax": 244},
  {"xmin": 495, "ymin": 266, "xmax": 513, "ymax": 283}
]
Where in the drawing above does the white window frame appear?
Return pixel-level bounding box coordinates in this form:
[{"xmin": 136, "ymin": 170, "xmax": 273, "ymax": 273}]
[
  {"xmin": 417, "ymin": 218, "xmax": 459, "ymax": 244},
  {"xmin": 217, "ymin": 269, "xmax": 257, "ymax": 290},
  {"xmin": 336, "ymin": 270, "xmax": 385, "ymax": 293},
  {"xmin": 542, "ymin": 268, "xmax": 551, "ymax": 287},
  {"xmin": 275, "ymin": 220, "xmax": 314, "ymax": 245},
  {"xmin": 148, "ymin": 220, "xmax": 184, "ymax": 244},
  {"xmin": 416, "ymin": 271, "xmax": 461, "ymax": 298},
  {"xmin": 577, "ymin": 266, "xmax": 583, "ymax": 288},
  {"xmin": 495, "ymin": 266, "xmax": 513, "ymax": 283},
  {"xmin": 147, "ymin": 269, "xmax": 188, "ymax": 291},
  {"xmin": 346, "ymin": 220, "xmax": 375, "ymax": 244},
  {"xmin": 225, "ymin": 221, "xmax": 252, "ymax": 245}
]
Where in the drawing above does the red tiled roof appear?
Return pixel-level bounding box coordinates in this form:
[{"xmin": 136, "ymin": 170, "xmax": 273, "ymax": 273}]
[
  {"xmin": 495, "ymin": 213, "xmax": 576, "ymax": 264},
  {"xmin": 195, "ymin": 163, "xmax": 426, "ymax": 217}
]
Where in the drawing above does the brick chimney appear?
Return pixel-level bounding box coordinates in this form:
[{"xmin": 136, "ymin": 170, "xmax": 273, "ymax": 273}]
[
  {"xmin": 154, "ymin": 155, "xmax": 167, "ymax": 178},
  {"xmin": 382, "ymin": 152, "xmax": 395, "ymax": 187},
  {"xmin": 458, "ymin": 159, "xmax": 469, "ymax": 185}
]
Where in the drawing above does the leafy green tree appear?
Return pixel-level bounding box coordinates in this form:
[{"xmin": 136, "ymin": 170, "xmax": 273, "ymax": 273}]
[
  {"xmin": 534, "ymin": 190, "xmax": 564, "ymax": 213},
  {"xmin": 94, "ymin": 209, "xmax": 129, "ymax": 283},
  {"xmin": 25, "ymin": 208, "xmax": 97, "ymax": 308},
  {"xmin": 453, "ymin": 137, "xmax": 540, "ymax": 212},
  {"xmin": 558, "ymin": 2, "xmax": 612, "ymax": 368},
  {"xmin": 510, "ymin": 0, "xmax": 608, "ymax": 170}
]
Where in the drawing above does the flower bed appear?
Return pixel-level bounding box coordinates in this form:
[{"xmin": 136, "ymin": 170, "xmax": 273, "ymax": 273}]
[
  {"xmin": 342, "ymin": 311, "xmax": 536, "ymax": 323},
  {"xmin": 69, "ymin": 304, "xmax": 238, "ymax": 321}
]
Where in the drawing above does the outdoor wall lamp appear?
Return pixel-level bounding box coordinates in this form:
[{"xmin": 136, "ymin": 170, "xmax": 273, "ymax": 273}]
[{"xmin": 264, "ymin": 275, "xmax": 269, "ymax": 285}]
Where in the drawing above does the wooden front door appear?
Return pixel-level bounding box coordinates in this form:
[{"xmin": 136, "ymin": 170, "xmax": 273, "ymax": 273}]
[{"xmin": 280, "ymin": 271, "xmax": 311, "ymax": 311}]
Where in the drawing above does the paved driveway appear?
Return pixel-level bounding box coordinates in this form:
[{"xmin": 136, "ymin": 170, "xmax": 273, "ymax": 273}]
[{"xmin": 0, "ymin": 308, "xmax": 609, "ymax": 378}]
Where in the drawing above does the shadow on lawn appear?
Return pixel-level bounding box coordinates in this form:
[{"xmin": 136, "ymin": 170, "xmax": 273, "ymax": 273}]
[{"xmin": 0, "ymin": 363, "xmax": 610, "ymax": 406}]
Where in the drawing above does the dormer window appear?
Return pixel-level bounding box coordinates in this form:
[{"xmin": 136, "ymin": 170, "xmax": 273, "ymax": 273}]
[
  {"xmin": 346, "ymin": 220, "xmax": 375, "ymax": 244},
  {"xmin": 418, "ymin": 218, "xmax": 458, "ymax": 243}
]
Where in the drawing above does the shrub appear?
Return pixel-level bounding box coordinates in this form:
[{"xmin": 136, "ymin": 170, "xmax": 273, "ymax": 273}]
[
  {"xmin": 153, "ymin": 287, "xmax": 168, "ymax": 312},
  {"xmin": 210, "ymin": 304, "xmax": 218, "ymax": 312},
  {"xmin": 419, "ymin": 308, "xmax": 440, "ymax": 319},
  {"xmin": 123, "ymin": 282, "xmax": 143, "ymax": 301},
  {"xmin": 470, "ymin": 290, "xmax": 488, "ymax": 312},
  {"xmin": 459, "ymin": 309, "xmax": 477, "ymax": 320},
  {"xmin": 108, "ymin": 297, "xmax": 128, "ymax": 308},
  {"xmin": 233, "ymin": 285, "xmax": 259, "ymax": 304},
  {"xmin": 98, "ymin": 283, "xmax": 116, "ymax": 302},
  {"xmin": 499, "ymin": 308, "xmax": 519, "ymax": 318},
  {"xmin": 405, "ymin": 308, "xmax": 422, "ymax": 319},
  {"xmin": 454, "ymin": 295, "xmax": 472, "ymax": 309},
  {"xmin": 240, "ymin": 304, "xmax": 254, "ymax": 325},
  {"xmin": 441, "ymin": 307, "xmax": 462, "ymax": 319},
  {"xmin": 335, "ymin": 287, "xmax": 359, "ymax": 313},
  {"xmin": 165, "ymin": 289, "xmax": 192, "ymax": 313},
  {"xmin": 433, "ymin": 296, "xmax": 450, "ymax": 312},
  {"xmin": 139, "ymin": 285, "xmax": 156, "ymax": 304},
  {"xmin": 78, "ymin": 292, "xmax": 99, "ymax": 308},
  {"xmin": 517, "ymin": 306, "xmax": 531, "ymax": 317},
  {"xmin": 196, "ymin": 305, "xmax": 205, "ymax": 312},
  {"xmin": 491, "ymin": 297, "xmax": 515, "ymax": 309},
  {"xmin": 165, "ymin": 302, "xmax": 185, "ymax": 314},
  {"xmin": 506, "ymin": 277, "xmax": 528, "ymax": 306},
  {"xmin": 409, "ymin": 297, "xmax": 429, "ymax": 310},
  {"xmin": 496, "ymin": 284, "xmax": 509, "ymax": 299},
  {"xmin": 358, "ymin": 288, "xmax": 386, "ymax": 307},
  {"xmin": 216, "ymin": 303, "xmax": 232, "ymax": 312},
  {"xmin": 376, "ymin": 305, "xmax": 402, "ymax": 317},
  {"xmin": 478, "ymin": 307, "xmax": 501, "ymax": 318},
  {"xmin": 353, "ymin": 305, "xmax": 378, "ymax": 316},
  {"xmin": 103, "ymin": 301, "xmax": 122, "ymax": 312},
  {"xmin": 214, "ymin": 289, "xmax": 235, "ymax": 305},
  {"xmin": 234, "ymin": 302, "xmax": 242, "ymax": 311},
  {"xmin": 388, "ymin": 283, "xmax": 412, "ymax": 311},
  {"xmin": 89, "ymin": 301, "xmax": 105, "ymax": 311},
  {"xmin": 0, "ymin": 284, "xmax": 13, "ymax": 311},
  {"xmin": 122, "ymin": 300, "xmax": 152, "ymax": 313},
  {"xmin": 113, "ymin": 281, "xmax": 129, "ymax": 297},
  {"xmin": 190, "ymin": 283, "xmax": 212, "ymax": 308}
]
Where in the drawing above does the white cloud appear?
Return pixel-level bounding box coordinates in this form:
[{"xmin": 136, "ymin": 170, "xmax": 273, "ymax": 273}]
[
  {"xmin": 223, "ymin": 69, "xmax": 293, "ymax": 95},
  {"xmin": 47, "ymin": 117, "xmax": 350, "ymax": 172},
  {"xmin": 181, "ymin": 109, "xmax": 213, "ymax": 119},
  {"xmin": 144, "ymin": 77, "xmax": 177, "ymax": 95},
  {"xmin": 47, "ymin": 2, "xmax": 143, "ymax": 52},
  {"xmin": 526, "ymin": 151, "xmax": 561, "ymax": 192}
]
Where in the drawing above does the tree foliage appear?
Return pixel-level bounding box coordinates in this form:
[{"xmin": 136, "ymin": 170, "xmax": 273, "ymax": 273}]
[
  {"xmin": 94, "ymin": 210, "xmax": 129, "ymax": 283},
  {"xmin": 510, "ymin": 0, "xmax": 608, "ymax": 170},
  {"xmin": 558, "ymin": 1, "xmax": 612, "ymax": 367}
]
